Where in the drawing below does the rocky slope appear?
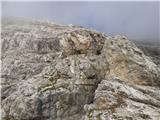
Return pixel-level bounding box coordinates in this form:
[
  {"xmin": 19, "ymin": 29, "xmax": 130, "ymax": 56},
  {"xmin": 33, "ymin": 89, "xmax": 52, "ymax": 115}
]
[
  {"xmin": 1, "ymin": 18, "xmax": 160, "ymax": 120},
  {"xmin": 134, "ymin": 41, "xmax": 160, "ymax": 66}
]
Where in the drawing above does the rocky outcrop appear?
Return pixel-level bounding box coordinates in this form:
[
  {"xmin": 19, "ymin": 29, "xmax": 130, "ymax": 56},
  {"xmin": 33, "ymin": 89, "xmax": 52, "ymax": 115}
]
[
  {"xmin": 1, "ymin": 18, "xmax": 160, "ymax": 120},
  {"xmin": 103, "ymin": 37, "xmax": 160, "ymax": 86},
  {"xmin": 134, "ymin": 41, "xmax": 160, "ymax": 66},
  {"xmin": 83, "ymin": 77, "xmax": 160, "ymax": 120}
]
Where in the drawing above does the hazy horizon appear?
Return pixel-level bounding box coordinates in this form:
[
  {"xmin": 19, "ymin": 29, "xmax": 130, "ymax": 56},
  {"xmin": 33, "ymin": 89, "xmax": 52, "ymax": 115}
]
[{"xmin": 2, "ymin": 1, "xmax": 160, "ymax": 42}]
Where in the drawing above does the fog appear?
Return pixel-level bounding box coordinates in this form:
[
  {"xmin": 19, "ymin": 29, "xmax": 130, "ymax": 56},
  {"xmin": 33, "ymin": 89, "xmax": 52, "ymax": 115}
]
[{"xmin": 2, "ymin": 1, "xmax": 159, "ymax": 42}]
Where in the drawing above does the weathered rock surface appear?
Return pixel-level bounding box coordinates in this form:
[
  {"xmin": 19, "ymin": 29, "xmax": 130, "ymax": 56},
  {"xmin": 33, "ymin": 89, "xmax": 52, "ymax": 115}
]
[
  {"xmin": 1, "ymin": 18, "xmax": 160, "ymax": 120},
  {"xmin": 134, "ymin": 41, "xmax": 160, "ymax": 66},
  {"xmin": 83, "ymin": 77, "xmax": 160, "ymax": 120}
]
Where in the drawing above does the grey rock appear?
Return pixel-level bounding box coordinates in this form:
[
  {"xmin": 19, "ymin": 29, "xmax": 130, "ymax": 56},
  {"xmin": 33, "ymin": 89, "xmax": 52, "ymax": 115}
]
[
  {"xmin": 83, "ymin": 77, "xmax": 160, "ymax": 120},
  {"xmin": 1, "ymin": 18, "xmax": 160, "ymax": 120}
]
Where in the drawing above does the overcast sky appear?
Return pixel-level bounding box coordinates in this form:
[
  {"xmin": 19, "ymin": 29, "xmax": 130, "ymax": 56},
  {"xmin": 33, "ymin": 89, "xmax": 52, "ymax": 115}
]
[{"xmin": 2, "ymin": 1, "xmax": 160, "ymax": 42}]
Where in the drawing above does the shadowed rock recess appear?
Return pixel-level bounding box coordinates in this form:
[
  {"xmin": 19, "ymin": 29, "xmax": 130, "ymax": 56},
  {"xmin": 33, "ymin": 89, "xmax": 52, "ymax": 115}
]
[{"xmin": 1, "ymin": 18, "xmax": 160, "ymax": 120}]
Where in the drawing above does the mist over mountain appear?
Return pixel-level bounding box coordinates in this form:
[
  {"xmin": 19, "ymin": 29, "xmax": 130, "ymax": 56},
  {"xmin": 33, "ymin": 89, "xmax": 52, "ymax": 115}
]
[
  {"xmin": 1, "ymin": 2, "xmax": 160, "ymax": 119},
  {"xmin": 2, "ymin": 1, "xmax": 159, "ymax": 42}
]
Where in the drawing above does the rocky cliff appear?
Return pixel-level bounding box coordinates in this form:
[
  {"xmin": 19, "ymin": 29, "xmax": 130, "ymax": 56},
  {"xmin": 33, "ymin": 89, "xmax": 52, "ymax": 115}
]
[{"xmin": 1, "ymin": 18, "xmax": 160, "ymax": 120}]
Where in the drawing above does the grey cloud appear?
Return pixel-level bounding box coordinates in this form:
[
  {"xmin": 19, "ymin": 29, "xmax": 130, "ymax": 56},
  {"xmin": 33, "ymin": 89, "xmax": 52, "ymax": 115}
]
[{"xmin": 2, "ymin": 1, "xmax": 159, "ymax": 42}]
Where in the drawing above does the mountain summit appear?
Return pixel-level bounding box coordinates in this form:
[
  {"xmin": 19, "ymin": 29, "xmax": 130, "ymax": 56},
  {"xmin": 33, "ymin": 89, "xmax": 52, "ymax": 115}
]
[{"xmin": 1, "ymin": 18, "xmax": 160, "ymax": 120}]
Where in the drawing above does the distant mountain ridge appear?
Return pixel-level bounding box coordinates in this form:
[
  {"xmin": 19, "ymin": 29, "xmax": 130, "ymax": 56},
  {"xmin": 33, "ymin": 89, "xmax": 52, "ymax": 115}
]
[{"xmin": 133, "ymin": 40, "xmax": 160, "ymax": 66}]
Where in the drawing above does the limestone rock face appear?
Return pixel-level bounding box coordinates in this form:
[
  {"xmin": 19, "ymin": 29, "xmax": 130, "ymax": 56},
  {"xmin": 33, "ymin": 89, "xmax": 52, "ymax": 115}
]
[
  {"xmin": 102, "ymin": 37, "xmax": 160, "ymax": 86},
  {"xmin": 83, "ymin": 77, "xmax": 160, "ymax": 120},
  {"xmin": 1, "ymin": 18, "xmax": 160, "ymax": 120}
]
